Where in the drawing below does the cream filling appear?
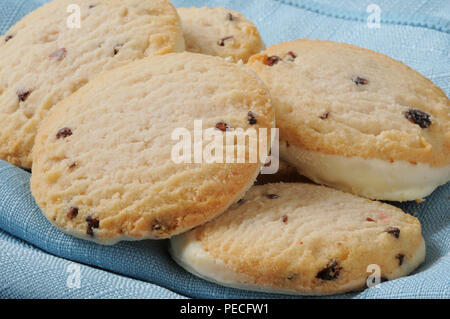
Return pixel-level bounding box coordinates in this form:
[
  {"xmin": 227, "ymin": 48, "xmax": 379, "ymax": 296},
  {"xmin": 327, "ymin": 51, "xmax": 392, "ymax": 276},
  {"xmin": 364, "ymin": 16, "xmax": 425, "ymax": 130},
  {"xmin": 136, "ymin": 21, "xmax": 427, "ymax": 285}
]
[
  {"xmin": 170, "ymin": 233, "xmax": 253, "ymax": 285},
  {"xmin": 280, "ymin": 142, "xmax": 450, "ymax": 201},
  {"xmin": 170, "ymin": 234, "xmax": 426, "ymax": 296},
  {"xmin": 169, "ymin": 233, "xmax": 308, "ymax": 295}
]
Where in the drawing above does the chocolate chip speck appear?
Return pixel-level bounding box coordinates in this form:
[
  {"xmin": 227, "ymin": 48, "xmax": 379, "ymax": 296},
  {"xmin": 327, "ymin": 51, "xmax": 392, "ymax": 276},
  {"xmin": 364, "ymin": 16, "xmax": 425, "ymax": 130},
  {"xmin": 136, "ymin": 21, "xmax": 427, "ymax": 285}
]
[
  {"xmin": 17, "ymin": 89, "xmax": 31, "ymax": 102},
  {"xmin": 352, "ymin": 76, "xmax": 369, "ymax": 85},
  {"xmin": 5, "ymin": 35, "xmax": 13, "ymax": 42},
  {"xmin": 282, "ymin": 215, "xmax": 288, "ymax": 223},
  {"xmin": 385, "ymin": 226, "xmax": 400, "ymax": 239},
  {"xmin": 56, "ymin": 127, "xmax": 72, "ymax": 139},
  {"xmin": 49, "ymin": 48, "xmax": 67, "ymax": 61},
  {"xmin": 285, "ymin": 51, "xmax": 297, "ymax": 61},
  {"xmin": 218, "ymin": 36, "xmax": 234, "ymax": 47},
  {"xmin": 396, "ymin": 254, "xmax": 405, "ymax": 266},
  {"xmin": 404, "ymin": 109, "xmax": 432, "ymax": 129},
  {"xmin": 67, "ymin": 207, "xmax": 78, "ymax": 219},
  {"xmin": 215, "ymin": 121, "xmax": 229, "ymax": 132},
  {"xmin": 86, "ymin": 216, "xmax": 99, "ymax": 236},
  {"xmin": 227, "ymin": 13, "xmax": 234, "ymax": 21},
  {"xmin": 265, "ymin": 194, "xmax": 279, "ymax": 199},
  {"xmin": 263, "ymin": 55, "xmax": 280, "ymax": 66},
  {"xmin": 89, "ymin": 4, "xmax": 96, "ymax": 9},
  {"xmin": 248, "ymin": 111, "xmax": 257, "ymax": 125},
  {"xmin": 366, "ymin": 217, "xmax": 376, "ymax": 222},
  {"xmin": 152, "ymin": 220, "xmax": 165, "ymax": 231},
  {"xmin": 319, "ymin": 111, "xmax": 329, "ymax": 120},
  {"xmin": 316, "ymin": 259, "xmax": 342, "ymax": 281},
  {"xmin": 113, "ymin": 43, "xmax": 124, "ymax": 55},
  {"xmin": 69, "ymin": 162, "xmax": 77, "ymax": 169}
]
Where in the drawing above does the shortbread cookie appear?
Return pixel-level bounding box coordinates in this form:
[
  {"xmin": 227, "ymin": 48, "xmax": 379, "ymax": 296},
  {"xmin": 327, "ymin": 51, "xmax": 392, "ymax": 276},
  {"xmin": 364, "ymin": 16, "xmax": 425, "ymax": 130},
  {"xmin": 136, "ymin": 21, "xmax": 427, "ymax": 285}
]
[
  {"xmin": 247, "ymin": 40, "xmax": 450, "ymax": 201},
  {"xmin": 31, "ymin": 52, "xmax": 274, "ymax": 244},
  {"xmin": 170, "ymin": 183, "xmax": 425, "ymax": 295},
  {"xmin": 0, "ymin": 0, "xmax": 185, "ymax": 168},
  {"xmin": 178, "ymin": 7, "xmax": 264, "ymax": 62}
]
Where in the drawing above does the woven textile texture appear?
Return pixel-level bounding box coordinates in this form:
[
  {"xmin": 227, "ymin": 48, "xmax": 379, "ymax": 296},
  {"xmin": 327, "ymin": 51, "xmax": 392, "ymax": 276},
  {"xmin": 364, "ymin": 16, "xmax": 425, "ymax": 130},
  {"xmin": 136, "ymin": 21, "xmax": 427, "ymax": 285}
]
[{"xmin": 0, "ymin": 0, "xmax": 449, "ymax": 298}]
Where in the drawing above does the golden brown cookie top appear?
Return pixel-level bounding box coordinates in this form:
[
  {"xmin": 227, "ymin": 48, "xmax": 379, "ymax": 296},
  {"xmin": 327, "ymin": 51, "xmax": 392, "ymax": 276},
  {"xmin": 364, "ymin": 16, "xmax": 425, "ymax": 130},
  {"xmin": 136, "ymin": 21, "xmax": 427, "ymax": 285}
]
[
  {"xmin": 0, "ymin": 0, "xmax": 184, "ymax": 168},
  {"xmin": 173, "ymin": 183, "xmax": 425, "ymax": 295},
  {"xmin": 247, "ymin": 40, "xmax": 450, "ymax": 167},
  {"xmin": 178, "ymin": 7, "xmax": 265, "ymax": 62},
  {"xmin": 31, "ymin": 52, "xmax": 274, "ymax": 244}
]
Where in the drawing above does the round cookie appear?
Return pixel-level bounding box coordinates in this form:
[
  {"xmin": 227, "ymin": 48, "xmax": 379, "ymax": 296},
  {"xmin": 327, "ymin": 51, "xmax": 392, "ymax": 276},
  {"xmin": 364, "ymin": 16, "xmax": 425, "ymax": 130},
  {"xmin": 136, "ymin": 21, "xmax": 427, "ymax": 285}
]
[
  {"xmin": 177, "ymin": 7, "xmax": 265, "ymax": 63},
  {"xmin": 247, "ymin": 40, "xmax": 450, "ymax": 201},
  {"xmin": 0, "ymin": 0, "xmax": 185, "ymax": 168},
  {"xmin": 170, "ymin": 183, "xmax": 425, "ymax": 295},
  {"xmin": 31, "ymin": 52, "xmax": 274, "ymax": 245}
]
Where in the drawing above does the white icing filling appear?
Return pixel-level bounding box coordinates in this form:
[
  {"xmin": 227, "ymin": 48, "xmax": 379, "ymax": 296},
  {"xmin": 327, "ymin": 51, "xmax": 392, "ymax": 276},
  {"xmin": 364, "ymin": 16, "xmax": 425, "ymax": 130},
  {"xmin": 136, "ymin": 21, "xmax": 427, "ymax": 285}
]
[
  {"xmin": 280, "ymin": 143, "xmax": 450, "ymax": 201},
  {"xmin": 170, "ymin": 233, "xmax": 251, "ymax": 284}
]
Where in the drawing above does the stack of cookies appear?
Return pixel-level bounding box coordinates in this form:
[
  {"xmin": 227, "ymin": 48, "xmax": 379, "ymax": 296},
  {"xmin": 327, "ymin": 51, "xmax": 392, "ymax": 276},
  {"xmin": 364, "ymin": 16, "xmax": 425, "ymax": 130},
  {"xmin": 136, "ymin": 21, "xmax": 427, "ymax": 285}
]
[{"xmin": 1, "ymin": 0, "xmax": 448, "ymax": 295}]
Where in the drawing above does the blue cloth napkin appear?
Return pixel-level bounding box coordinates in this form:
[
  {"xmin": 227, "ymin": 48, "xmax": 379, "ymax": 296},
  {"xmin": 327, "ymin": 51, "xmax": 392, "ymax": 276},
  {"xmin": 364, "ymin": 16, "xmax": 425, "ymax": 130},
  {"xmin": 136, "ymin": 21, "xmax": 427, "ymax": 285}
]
[{"xmin": 0, "ymin": 0, "xmax": 449, "ymax": 299}]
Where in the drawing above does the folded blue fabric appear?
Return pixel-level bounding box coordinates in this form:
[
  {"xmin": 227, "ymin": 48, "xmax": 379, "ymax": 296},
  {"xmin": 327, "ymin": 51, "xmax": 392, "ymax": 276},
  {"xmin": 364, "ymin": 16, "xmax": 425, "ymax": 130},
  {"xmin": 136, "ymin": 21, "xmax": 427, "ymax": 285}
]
[
  {"xmin": 0, "ymin": 229, "xmax": 185, "ymax": 299},
  {"xmin": 0, "ymin": 0, "xmax": 449, "ymax": 299}
]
